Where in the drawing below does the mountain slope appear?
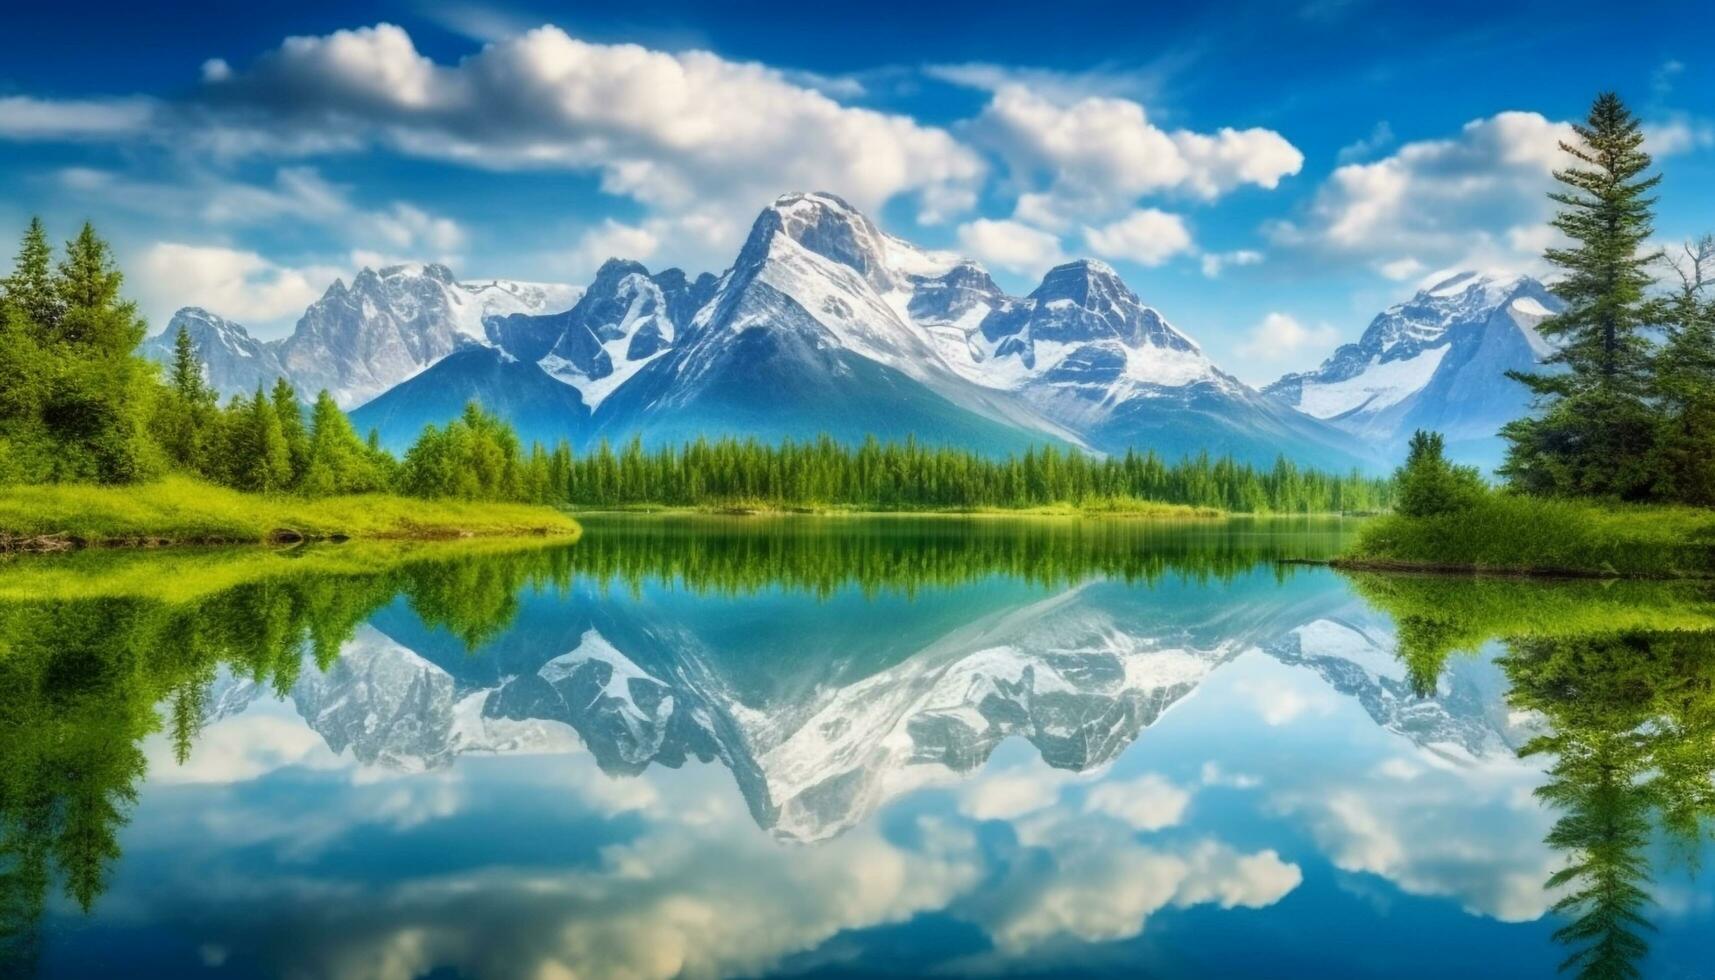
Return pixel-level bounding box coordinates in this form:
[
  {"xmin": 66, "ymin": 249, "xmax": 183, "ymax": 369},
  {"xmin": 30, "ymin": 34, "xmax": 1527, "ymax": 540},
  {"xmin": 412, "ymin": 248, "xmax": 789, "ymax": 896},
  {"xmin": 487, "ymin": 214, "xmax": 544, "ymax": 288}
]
[
  {"xmin": 348, "ymin": 346, "xmax": 593, "ymax": 450},
  {"xmin": 1266, "ymin": 272, "xmax": 1563, "ymax": 467},
  {"xmin": 141, "ymin": 308, "xmax": 289, "ymax": 400},
  {"xmin": 588, "ymin": 193, "xmax": 1087, "ymax": 454},
  {"xmin": 146, "ymin": 265, "xmax": 580, "ymax": 408}
]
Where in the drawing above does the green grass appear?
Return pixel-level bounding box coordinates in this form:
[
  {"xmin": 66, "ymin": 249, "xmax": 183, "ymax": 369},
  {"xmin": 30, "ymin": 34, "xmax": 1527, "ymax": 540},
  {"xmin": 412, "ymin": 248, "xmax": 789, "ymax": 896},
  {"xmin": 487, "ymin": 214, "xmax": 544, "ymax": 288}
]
[
  {"xmin": 0, "ymin": 476, "xmax": 580, "ymax": 550},
  {"xmin": 1340, "ymin": 494, "xmax": 1715, "ymax": 578},
  {"xmin": 0, "ymin": 535, "xmax": 576, "ymax": 603}
]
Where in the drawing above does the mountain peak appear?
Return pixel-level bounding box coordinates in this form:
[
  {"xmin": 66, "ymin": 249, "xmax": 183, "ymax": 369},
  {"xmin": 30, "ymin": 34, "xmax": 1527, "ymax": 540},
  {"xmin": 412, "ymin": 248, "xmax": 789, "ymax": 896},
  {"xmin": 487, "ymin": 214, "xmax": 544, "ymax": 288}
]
[
  {"xmin": 743, "ymin": 190, "xmax": 894, "ymax": 288},
  {"xmin": 1031, "ymin": 257, "xmax": 1131, "ymax": 306},
  {"xmin": 1417, "ymin": 269, "xmax": 1536, "ymax": 304}
]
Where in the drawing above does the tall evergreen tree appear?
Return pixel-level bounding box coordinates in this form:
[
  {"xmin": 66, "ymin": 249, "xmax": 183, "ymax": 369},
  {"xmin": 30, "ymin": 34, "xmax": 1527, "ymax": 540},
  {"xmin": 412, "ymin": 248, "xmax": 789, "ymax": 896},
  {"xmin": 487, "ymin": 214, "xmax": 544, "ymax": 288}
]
[
  {"xmin": 225, "ymin": 385, "xmax": 292, "ymax": 493},
  {"xmin": 1501, "ymin": 92, "xmax": 1663, "ymax": 499},
  {"xmin": 38, "ymin": 222, "xmax": 158, "ymax": 482},
  {"xmin": 1, "ymin": 218, "xmax": 63, "ymax": 334},
  {"xmin": 169, "ymin": 325, "xmax": 210, "ymax": 404},
  {"xmin": 271, "ymin": 378, "xmax": 309, "ymax": 488}
]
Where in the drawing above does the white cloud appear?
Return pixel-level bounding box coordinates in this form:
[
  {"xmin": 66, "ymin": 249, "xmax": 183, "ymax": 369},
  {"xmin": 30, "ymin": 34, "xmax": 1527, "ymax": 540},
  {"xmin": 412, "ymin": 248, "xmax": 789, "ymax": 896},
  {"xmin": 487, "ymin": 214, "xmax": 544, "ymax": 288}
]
[
  {"xmin": 1235, "ymin": 313, "xmax": 1341, "ymax": 374},
  {"xmin": 969, "ymin": 85, "xmax": 1301, "ymax": 230},
  {"xmin": 0, "ymin": 95, "xmax": 155, "ymax": 139},
  {"xmin": 1270, "ymin": 112, "xmax": 1571, "ymax": 275},
  {"xmin": 957, "ymin": 218, "xmax": 1067, "ymax": 276},
  {"xmin": 194, "ymin": 23, "xmax": 984, "ymax": 272},
  {"xmin": 372, "ymin": 202, "xmax": 466, "ymax": 253},
  {"xmin": 1082, "ymin": 208, "xmax": 1194, "ymax": 267},
  {"xmin": 132, "ymin": 242, "xmax": 341, "ymax": 331},
  {"xmin": 1201, "ymin": 248, "xmax": 1263, "ymax": 278},
  {"xmin": 1271, "ymin": 109, "xmax": 1706, "ymax": 278},
  {"xmin": 1377, "ymin": 257, "xmax": 1426, "ymax": 281},
  {"xmin": 1082, "ymin": 773, "xmax": 1192, "ymax": 830},
  {"xmin": 567, "ymin": 219, "xmax": 662, "ymax": 278},
  {"xmin": 1643, "ymin": 118, "xmax": 1715, "ymax": 156}
]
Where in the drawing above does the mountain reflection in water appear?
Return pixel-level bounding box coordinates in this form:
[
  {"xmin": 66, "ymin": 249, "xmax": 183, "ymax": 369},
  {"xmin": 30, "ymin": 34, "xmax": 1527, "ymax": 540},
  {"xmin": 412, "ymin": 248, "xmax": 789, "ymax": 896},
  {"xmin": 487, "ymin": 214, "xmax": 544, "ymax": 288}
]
[{"xmin": 1, "ymin": 516, "xmax": 1711, "ymax": 979}]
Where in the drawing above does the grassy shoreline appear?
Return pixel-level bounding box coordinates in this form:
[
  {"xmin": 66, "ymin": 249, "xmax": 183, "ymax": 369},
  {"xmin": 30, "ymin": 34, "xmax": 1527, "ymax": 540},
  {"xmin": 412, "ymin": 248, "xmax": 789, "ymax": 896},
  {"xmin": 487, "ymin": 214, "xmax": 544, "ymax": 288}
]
[
  {"xmin": 0, "ymin": 476, "xmax": 580, "ymax": 552},
  {"xmin": 570, "ymin": 500, "xmax": 1243, "ymax": 519},
  {"xmin": 1329, "ymin": 494, "xmax": 1715, "ymax": 579}
]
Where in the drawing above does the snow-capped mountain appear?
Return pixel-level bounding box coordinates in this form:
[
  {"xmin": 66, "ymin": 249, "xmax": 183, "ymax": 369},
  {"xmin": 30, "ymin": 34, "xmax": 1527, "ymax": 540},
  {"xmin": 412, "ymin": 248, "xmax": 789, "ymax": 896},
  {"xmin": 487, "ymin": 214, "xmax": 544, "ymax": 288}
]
[
  {"xmin": 909, "ymin": 253, "xmax": 1369, "ymax": 463},
  {"xmin": 1265, "ymin": 272, "xmax": 1562, "ymax": 467},
  {"xmin": 164, "ymin": 191, "xmax": 1375, "ymax": 467},
  {"xmin": 585, "ymin": 192, "xmax": 1089, "ymax": 454},
  {"xmin": 141, "ymin": 308, "xmax": 289, "ymax": 399},
  {"xmin": 145, "ymin": 264, "xmax": 580, "ymax": 407},
  {"xmin": 279, "ymin": 263, "xmax": 582, "ymax": 407},
  {"xmin": 352, "ymin": 259, "xmax": 717, "ymax": 449}
]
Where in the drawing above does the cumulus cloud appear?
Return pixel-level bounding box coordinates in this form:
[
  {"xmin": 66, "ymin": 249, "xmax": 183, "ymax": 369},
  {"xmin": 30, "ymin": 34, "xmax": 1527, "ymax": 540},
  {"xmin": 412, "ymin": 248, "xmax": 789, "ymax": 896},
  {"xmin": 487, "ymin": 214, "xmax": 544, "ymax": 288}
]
[
  {"xmin": 1643, "ymin": 117, "xmax": 1715, "ymax": 156},
  {"xmin": 566, "ymin": 219, "xmax": 662, "ymax": 278},
  {"xmin": 1082, "ymin": 208, "xmax": 1194, "ymax": 267},
  {"xmin": 958, "ymin": 217, "xmax": 1067, "ymax": 276},
  {"xmin": 1273, "ymin": 109, "xmax": 1712, "ymax": 278},
  {"xmin": 131, "ymin": 242, "xmax": 342, "ymax": 330},
  {"xmin": 969, "ymin": 85, "xmax": 1301, "ymax": 230},
  {"xmin": 1235, "ymin": 312, "xmax": 1341, "ymax": 378},
  {"xmin": 189, "ymin": 23, "xmax": 985, "ymax": 270}
]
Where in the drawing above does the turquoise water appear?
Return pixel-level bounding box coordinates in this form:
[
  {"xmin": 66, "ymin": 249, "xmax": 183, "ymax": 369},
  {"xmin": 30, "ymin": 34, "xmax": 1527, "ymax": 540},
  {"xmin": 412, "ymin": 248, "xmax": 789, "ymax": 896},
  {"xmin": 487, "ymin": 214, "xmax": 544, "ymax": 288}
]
[{"xmin": 6, "ymin": 517, "xmax": 1713, "ymax": 978}]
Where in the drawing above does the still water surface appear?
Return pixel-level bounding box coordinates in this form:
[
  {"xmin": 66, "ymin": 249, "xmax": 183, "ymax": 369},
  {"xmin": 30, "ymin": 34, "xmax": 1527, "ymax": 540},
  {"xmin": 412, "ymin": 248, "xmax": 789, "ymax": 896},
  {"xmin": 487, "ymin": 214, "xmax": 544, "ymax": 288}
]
[{"xmin": 3, "ymin": 516, "xmax": 1713, "ymax": 978}]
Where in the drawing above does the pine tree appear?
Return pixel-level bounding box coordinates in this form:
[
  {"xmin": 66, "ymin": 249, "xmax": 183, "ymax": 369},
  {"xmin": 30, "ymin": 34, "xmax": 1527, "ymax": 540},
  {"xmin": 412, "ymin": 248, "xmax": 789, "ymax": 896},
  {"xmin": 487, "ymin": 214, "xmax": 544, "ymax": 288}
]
[
  {"xmin": 1, "ymin": 218, "xmax": 63, "ymax": 334},
  {"xmin": 1501, "ymin": 92, "xmax": 1663, "ymax": 499},
  {"xmin": 169, "ymin": 325, "xmax": 210, "ymax": 404},
  {"xmin": 43, "ymin": 222, "xmax": 157, "ymax": 482},
  {"xmin": 0, "ymin": 221, "xmax": 57, "ymax": 483},
  {"xmin": 271, "ymin": 378, "xmax": 309, "ymax": 489},
  {"xmin": 226, "ymin": 385, "xmax": 292, "ymax": 493}
]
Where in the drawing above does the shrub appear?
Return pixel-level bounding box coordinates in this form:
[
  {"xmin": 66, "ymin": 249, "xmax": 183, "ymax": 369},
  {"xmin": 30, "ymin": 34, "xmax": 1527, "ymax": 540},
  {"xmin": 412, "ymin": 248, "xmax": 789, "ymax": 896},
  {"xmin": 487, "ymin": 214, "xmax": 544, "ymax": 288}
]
[{"xmin": 1394, "ymin": 430, "xmax": 1488, "ymax": 518}]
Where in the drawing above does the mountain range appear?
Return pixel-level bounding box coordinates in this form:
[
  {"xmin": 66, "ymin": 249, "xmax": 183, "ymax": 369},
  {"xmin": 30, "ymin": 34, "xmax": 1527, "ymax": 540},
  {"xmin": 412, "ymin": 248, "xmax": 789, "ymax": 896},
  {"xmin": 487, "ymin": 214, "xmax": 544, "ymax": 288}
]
[
  {"xmin": 147, "ymin": 192, "xmax": 1563, "ymax": 469},
  {"xmin": 1264, "ymin": 271, "xmax": 1562, "ymax": 468}
]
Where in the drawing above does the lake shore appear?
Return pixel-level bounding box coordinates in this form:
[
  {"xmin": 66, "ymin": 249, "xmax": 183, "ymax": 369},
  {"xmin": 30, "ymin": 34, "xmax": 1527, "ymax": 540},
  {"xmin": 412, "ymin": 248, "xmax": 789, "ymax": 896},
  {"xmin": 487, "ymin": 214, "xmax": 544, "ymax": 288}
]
[
  {"xmin": 1323, "ymin": 495, "xmax": 1715, "ymax": 579},
  {"xmin": 570, "ymin": 501, "xmax": 1242, "ymax": 519},
  {"xmin": 0, "ymin": 477, "xmax": 580, "ymax": 553}
]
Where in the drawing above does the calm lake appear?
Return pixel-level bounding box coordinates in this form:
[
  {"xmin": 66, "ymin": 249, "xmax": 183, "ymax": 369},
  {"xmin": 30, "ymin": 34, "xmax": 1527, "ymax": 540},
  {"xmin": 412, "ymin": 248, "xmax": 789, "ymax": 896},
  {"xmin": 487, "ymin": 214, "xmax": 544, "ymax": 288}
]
[{"xmin": 3, "ymin": 516, "xmax": 1713, "ymax": 979}]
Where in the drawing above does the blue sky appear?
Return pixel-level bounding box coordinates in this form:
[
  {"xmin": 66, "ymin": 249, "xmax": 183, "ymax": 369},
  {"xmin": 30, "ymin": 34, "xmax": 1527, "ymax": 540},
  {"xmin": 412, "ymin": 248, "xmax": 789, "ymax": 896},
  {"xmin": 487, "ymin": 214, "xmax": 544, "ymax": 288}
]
[{"xmin": 3, "ymin": 0, "xmax": 1712, "ymax": 382}]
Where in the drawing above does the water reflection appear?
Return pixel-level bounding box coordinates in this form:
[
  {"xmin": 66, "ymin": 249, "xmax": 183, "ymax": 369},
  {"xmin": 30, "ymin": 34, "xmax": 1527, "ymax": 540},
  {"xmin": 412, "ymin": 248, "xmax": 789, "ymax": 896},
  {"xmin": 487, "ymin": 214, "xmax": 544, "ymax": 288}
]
[{"xmin": 1, "ymin": 519, "xmax": 1712, "ymax": 978}]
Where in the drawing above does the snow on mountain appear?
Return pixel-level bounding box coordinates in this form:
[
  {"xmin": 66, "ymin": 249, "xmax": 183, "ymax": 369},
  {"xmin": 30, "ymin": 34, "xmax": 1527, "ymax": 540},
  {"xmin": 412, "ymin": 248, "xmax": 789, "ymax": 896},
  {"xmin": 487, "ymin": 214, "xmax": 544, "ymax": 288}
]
[
  {"xmin": 453, "ymin": 277, "xmax": 584, "ymax": 342},
  {"xmin": 154, "ymin": 264, "xmax": 579, "ymax": 409},
  {"xmin": 162, "ymin": 190, "xmax": 1373, "ymax": 467},
  {"xmin": 527, "ymin": 260, "xmax": 717, "ymax": 411},
  {"xmin": 141, "ymin": 307, "xmax": 290, "ymax": 401},
  {"xmin": 585, "ymin": 192, "xmax": 1088, "ymax": 454},
  {"xmin": 1266, "ymin": 271, "xmax": 1564, "ymax": 466}
]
